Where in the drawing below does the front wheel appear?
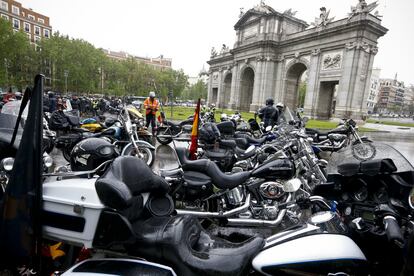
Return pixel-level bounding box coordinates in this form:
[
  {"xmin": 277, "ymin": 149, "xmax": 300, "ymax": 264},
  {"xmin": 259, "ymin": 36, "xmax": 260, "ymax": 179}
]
[
  {"xmin": 122, "ymin": 144, "xmax": 154, "ymax": 167},
  {"xmin": 351, "ymin": 142, "xmax": 376, "ymax": 161},
  {"xmin": 156, "ymin": 127, "xmax": 173, "ymax": 145}
]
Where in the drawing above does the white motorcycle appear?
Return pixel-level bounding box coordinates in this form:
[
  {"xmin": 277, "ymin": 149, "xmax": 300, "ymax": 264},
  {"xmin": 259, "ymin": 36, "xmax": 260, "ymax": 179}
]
[{"xmin": 41, "ymin": 156, "xmax": 369, "ymax": 276}]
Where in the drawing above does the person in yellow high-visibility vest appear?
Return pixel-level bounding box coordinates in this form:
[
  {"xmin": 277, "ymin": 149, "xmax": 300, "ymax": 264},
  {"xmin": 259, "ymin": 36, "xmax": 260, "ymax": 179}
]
[{"xmin": 143, "ymin": 91, "xmax": 160, "ymax": 133}]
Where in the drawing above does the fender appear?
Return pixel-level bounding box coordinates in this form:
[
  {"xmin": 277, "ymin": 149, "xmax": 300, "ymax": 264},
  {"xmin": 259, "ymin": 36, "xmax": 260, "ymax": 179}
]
[
  {"xmin": 121, "ymin": 140, "xmax": 155, "ymax": 155},
  {"xmin": 352, "ymin": 137, "xmax": 372, "ymax": 145},
  {"xmin": 360, "ymin": 136, "xmax": 372, "ymax": 142}
]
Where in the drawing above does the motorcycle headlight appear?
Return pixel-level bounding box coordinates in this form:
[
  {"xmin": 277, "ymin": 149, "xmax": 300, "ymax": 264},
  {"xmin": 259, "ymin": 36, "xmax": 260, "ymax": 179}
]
[
  {"xmin": 43, "ymin": 154, "xmax": 53, "ymax": 168},
  {"xmin": 1, "ymin": 157, "xmax": 15, "ymax": 172}
]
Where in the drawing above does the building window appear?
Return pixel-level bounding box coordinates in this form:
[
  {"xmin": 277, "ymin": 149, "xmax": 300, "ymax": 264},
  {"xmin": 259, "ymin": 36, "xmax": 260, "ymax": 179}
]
[
  {"xmin": 44, "ymin": 29, "xmax": 50, "ymax": 38},
  {"xmin": 1, "ymin": 1, "xmax": 8, "ymax": 11},
  {"xmin": 34, "ymin": 35, "xmax": 40, "ymax": 43},
  {"xmin": 0, "ymin": 14, "xmax": 8, "ymax": 20},
  {"xmin": 28, "ymin": 14, "xmax": 35, "ymax": 21},
  {"xmin": 12, "ymin": 18, "xmax": 20, "ymax": 29},
  {"xmin": 12, "ymin": 5, "xmax": 19, "ymax": 15},
  {"xmin": 24, "ymin": 22, "xmax": 30, "ymax": 32},
  {"xmin": 38, "ymin": 18, "xmax": 44, "ymax": 24},
  {"xmin": 34, "ymin": 25, "xmax": 40, "ymax": 35}
]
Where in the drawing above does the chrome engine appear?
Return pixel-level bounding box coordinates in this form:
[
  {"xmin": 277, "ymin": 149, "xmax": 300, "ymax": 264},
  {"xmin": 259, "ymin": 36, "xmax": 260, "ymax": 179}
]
[
  {"xmin": 259, "ymin": 181, "xmax": 286, "ymax": 200},
  {"xmin": 226, "ymin": 186, "xmax": 244, "ymax": 205}
]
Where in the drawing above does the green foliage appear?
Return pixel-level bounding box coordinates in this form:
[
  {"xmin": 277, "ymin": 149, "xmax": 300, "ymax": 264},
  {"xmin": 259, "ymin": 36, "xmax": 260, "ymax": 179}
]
[
  {"xmin": 0, "ymin": 19, "xmax": 189, "ymax": 95},
  {"xmin": 182, "ymin": 80, "xmax": 207, "ymax": 101},
  {"xmin": 0, "ymin": 18, "xmax": 38, "ymax": 90}
]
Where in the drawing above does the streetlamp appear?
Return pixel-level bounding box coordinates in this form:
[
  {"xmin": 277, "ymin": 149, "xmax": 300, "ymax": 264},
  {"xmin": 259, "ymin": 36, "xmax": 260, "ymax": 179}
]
[
  {"xmin": 98, "ymin": 67, "xmax": 104, "ymax": 96},
  {"xmin": 64, "ymin": 70, "xmax": 69, "ymax": 94}
]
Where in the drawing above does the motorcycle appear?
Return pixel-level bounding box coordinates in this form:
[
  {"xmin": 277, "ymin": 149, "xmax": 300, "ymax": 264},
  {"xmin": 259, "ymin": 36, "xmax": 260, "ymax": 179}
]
[
  {"xmin": 40, "ymin": 156, "xmax": 369, "ymax": 276},
  {"xmin": 156, "ymin": 111, "xmax": 194, "ymax": 145},
  {"xmin": 315, "ymin": 143, "xmax": 414, "ymax": 275},
  {"xmin": 306, "ymin": 118, "xmax": 376, "ymax": 161}
]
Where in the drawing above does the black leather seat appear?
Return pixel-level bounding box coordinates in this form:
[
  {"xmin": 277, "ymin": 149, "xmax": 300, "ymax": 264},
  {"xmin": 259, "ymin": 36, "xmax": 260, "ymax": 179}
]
[
  {"xmin": 95, "ymin": 156, "xmax": 264, "ymax": 276},
  {"xmin": 234, "ymin": 133, "xmax": 267, "ymax": 145},
  {"xmin": 175, "ymin": 147, "xmax": 251, "ymax": 189}
]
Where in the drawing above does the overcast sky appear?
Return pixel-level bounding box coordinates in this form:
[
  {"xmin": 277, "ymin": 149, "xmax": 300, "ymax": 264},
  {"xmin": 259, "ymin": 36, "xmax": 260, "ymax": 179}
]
[{"xmin": 18, "ymin": 0, "xmax": 414, "ymax": 84}]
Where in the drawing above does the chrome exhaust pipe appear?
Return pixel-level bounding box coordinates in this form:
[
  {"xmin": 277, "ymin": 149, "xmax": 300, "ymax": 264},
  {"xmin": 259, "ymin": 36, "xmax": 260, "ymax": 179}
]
[
  {"xmin": 176, "ymin": 194, "xmax": 251, "ymax": 218},
  {"xmin": 226, "ymin": 194, "xmax": 292, "ymax": 227}
]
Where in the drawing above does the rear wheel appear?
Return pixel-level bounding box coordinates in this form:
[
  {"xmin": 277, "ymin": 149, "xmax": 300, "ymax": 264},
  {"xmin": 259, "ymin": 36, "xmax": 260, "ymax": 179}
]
[
  {"xmin": 156, "ymin": 127, "xmax": 173, "ymax": 145},
  {"xmin": 62, "ymin": 147, "xmax": 72, "ymax": 162}
]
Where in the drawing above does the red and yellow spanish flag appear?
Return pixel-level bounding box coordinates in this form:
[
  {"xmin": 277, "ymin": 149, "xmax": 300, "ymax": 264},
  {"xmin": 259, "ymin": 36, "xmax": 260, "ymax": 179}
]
[{"xmin": 189, "ymin": 99, "xmax": 201, "ymax": 160}]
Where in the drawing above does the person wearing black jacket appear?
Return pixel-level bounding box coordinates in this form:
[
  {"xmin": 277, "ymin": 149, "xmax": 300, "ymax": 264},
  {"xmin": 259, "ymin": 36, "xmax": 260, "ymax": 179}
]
[{"xmin": 258, "ymin": 98, "xmax": 279, "ymax": 128}]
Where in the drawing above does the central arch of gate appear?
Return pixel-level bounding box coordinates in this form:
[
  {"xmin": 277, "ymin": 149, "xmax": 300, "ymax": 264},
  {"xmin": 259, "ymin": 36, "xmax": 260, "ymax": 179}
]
[{"xmin": 207, "ymin": 3, "xmax": 387, "ymax": 119}]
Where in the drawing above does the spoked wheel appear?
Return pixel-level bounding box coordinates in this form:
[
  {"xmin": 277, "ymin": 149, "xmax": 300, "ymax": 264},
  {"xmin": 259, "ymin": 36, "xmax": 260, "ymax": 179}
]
[
  {"xmin": 156, "ymin": 127, "xmax": 173, "ymax": 145},
  {"xmin": 351, "ymin": 142, "xmax": 376, "ymax": 161},
  {"xmin": 122, "ymin": 144, "xmax": 155, "ymax": 167}
]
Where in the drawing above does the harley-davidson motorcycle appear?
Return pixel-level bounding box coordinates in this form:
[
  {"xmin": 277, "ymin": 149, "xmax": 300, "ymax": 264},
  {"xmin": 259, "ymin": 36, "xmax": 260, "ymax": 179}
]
[
  {"xmin": 39, "ymin": 156, "xmax": 371, "ymax": 276},
  {"xmin": 155, "ymin": 111, "xmax": 194, "ymax": 145},
  {"xmin": 160, "ymin": 146, "xmax": 324, "ymax": 228},
  {"xmin": 315, "ymin": 143, "xmax": 414, "ymax": 275},
  {"xmin": 306, "ymin": 118, "xmax": 376, "ymax": 161},
  {"xmin": 56, "ymin": 105, "xmax": 154, "ymax": 166}
]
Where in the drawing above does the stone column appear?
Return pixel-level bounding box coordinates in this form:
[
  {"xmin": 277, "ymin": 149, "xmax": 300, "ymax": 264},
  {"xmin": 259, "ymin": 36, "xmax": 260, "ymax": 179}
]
[
  {"xmin": 215, "ymin": 69, "xmax": 223, "ymax": 106},
  {"xmin": 336, "ymin": 43, "xmax": 358, "ymax": 118},
  {"xmin": 273, "ymin": 56, "xmax": 285, "ymax": 102},
  {"xmin": 352, "ymin": 45, "xmax": 378, "ymax": 118},
  {"xmin": 229, "ymin": 64, "xmax": 239, "ymax": 110},
  {"xmin": 250, "ymin": 58, "xmax": 263, "ymax": 111},
  {"xmin": 304, "ymin": 49, "xmax": 321, "ymax": 118}
]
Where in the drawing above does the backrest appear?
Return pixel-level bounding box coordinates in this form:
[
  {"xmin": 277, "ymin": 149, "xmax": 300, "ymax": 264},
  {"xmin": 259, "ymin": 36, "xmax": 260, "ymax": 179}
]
[{"xmin": 95, "ymin": 156, "xmax": 169, "ymax": 221}]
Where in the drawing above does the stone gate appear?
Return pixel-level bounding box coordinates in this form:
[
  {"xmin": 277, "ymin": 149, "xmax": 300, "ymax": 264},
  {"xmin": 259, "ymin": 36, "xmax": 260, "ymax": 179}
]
[{"xmin": 207, "ymin": 1, "xmax": 387, "ymax": 119}]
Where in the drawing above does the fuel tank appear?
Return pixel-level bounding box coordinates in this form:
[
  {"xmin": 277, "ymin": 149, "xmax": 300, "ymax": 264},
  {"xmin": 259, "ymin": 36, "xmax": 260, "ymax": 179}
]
[
  {"xmin": 252, "ymin": 233, "xmax": 367, "ymax": 275},
  {"xmin": 251, "ymin": 159, "xmax": 295, "ymax": 180}
]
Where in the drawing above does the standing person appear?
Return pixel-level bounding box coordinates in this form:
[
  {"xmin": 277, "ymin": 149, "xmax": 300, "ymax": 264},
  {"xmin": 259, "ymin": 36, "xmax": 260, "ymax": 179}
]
[
  {"xmin": 48, "ymin": 92, "xmax": 57, "ymax": 113},
  {"xmin": 3, "ymin": 87, "xmax": 14, "ymax": 103},
  {"xmin": 143, "ymin": 91, "xmax": 159, "ymax": 134},
  {"xmin": 258, "ymin": 98, "xmax": 279, "ymax": 129}
]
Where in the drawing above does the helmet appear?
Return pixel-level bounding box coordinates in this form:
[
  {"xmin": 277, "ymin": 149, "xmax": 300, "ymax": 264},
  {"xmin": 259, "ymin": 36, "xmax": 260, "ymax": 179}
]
[
  {"xmin": 276, "ymin": 102, "xmax": 284, "ymax": 108},
  {"xmin": 149, "ymin": 91, "xmax": 156, "ymax": 98},
  {"xmin": 265, "ymin": 98, "xmax": 274, "ymax": 106},
  {"xmin": 70, "ymin": 138, "xmax": 117, "ymax": 172}
]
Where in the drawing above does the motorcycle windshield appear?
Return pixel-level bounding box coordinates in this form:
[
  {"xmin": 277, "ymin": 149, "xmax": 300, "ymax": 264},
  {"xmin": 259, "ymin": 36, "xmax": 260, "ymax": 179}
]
[{"xmin": 326, "ymin": 142, "xmax": 414, "ymax": 174}]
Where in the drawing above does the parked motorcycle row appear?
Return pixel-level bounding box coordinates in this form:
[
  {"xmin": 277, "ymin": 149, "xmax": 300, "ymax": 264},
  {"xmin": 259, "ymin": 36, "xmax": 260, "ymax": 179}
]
[{"xmin": 0, "ymin": 90, "xmax": 413, "ymax": 275}]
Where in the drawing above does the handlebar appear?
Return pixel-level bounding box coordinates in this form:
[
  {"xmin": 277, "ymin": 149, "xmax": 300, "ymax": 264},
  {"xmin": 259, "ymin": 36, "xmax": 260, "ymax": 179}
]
[{"xmin": 384, "ymin": 216, "xmax": 404, "ymax": 245}]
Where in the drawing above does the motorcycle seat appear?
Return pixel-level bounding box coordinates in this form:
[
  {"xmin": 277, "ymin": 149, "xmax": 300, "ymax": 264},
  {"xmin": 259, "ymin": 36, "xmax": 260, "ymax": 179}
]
[
  {"xmin": 90, "ymin": 128, "xmax": 115, "ymax": 138},
  {"xmin": 235, "ymin": 146, "xmax": 256, "ymax": 160},
  {"xmin": 338, "ymin": 158, "xmax": 397, "ymax": 177},
  {"xmin": 234, "ymin": 133, "xmax": 266, "ymax": 145},
  {"xmin": 96, "ymin": 156, "xmax": 170, "ymax": 221},
  {"xmin": 130, "ymin": 215, "xmax": 264, "ymax": 276},
  {"xmin": 218, "ymin": 139, "xmax": 237, "ymax": 149},
  {"xmin": 175, "ymin": 147, "xmax": 251, "ymax": 189}
]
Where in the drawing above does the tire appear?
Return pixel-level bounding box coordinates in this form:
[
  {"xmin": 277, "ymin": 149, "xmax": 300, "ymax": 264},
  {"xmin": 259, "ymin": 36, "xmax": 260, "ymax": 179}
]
[
  {"xmin": 156, "ymin": 127, "xmax": 173, "ymax": 145},
  {"xmin": 62, "ymin": 147, "xmax": 72, "ymax": 162},
  {"xmin": 140, "ymin": 135, "xmax": 154, "ymax": 146},
  {"xmin": 122, "ymin": 144, "xmax": 155, "ymax": 167},
  {"xmin": 351, "ymin": 142, "xmax": 376, "ymax": 161}
]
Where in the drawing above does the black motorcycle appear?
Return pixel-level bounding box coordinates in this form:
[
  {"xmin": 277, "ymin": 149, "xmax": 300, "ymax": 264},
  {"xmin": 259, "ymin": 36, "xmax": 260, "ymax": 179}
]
[
  {"xmin": 156, "ymin": 111, "xmax": 194, "ymax": 145},
  {"xmin": 314, "ymin": 143, "xmax": 414, "ymax": 275},
  {"xmin": 306, "ymin": 118, "xmax": 376, "ymax": 161}
]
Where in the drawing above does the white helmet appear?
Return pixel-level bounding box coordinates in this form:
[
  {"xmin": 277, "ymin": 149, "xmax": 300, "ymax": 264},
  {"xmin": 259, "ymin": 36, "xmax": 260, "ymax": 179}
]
[
  {"xmin": 149, "ymin": 91, "xmax": 156, "ymax": 98},
  {"xmin": 276, "ymin": 102, "xmax": 284, "ymax": 108}
]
